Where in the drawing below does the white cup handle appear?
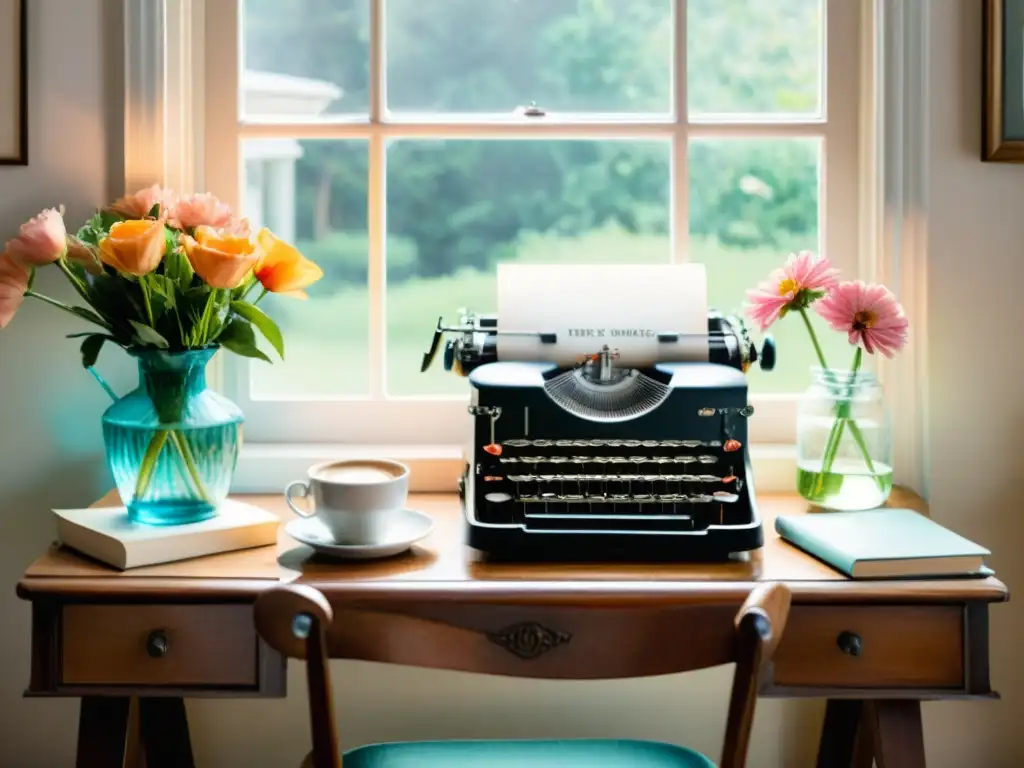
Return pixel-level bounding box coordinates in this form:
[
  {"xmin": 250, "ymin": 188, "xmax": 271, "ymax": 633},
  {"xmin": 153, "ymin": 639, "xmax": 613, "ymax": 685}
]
[{"xmin": 284, "ymin": 480, "xmax": 314, "ymax": 518}]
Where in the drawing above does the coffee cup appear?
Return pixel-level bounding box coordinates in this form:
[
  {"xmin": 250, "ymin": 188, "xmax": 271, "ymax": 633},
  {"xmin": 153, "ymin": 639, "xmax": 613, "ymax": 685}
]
[{"xmin": 284, "ymin": 459, "xmax": 410, "ymax": 544}]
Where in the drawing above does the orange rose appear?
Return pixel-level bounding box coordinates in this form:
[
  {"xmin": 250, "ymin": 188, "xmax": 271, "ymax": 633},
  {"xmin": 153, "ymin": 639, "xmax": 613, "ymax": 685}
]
[
  {"xmin": 98, "ymin": 219, "xmax": 166, "ymax": 276},
  {"xmin": 253, "ymin": 228, "xmax": 323, "ymax": 298},
  {"xmin": 182, "ymin": 225, "xmax": 260, "ymax": 289}
]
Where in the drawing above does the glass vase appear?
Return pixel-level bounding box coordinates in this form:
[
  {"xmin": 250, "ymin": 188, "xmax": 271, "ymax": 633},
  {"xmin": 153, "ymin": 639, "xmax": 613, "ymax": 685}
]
[
  {"xmin": 101, "ymin": 347, "xmax": 243, "ymax": 525},
  {"xmin": 796, "ymin": 367, "xmax": 892, "ymax": 511}
]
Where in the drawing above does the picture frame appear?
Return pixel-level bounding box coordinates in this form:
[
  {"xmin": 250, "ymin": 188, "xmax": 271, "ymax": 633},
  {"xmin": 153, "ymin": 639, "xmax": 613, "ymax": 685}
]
[
  {"xmin": 0, "ymin": 0, "xmax": 26, "ymax": 166},
  {"xmin": 985, "ymin": 0, "xmax": 1024, "ymax": 161}
]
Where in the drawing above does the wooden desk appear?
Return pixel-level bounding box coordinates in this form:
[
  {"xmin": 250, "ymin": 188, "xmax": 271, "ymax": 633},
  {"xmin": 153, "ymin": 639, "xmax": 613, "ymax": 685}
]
[{"xmin": 17, "ymin": 489, "xmax": 1008, "ymax": 767}]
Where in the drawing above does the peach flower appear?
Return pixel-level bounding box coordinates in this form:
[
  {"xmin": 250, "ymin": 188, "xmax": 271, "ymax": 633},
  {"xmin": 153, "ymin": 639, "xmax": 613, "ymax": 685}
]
[
  {"xmin": 0, "ymin": 252, "xmax": 30, "ymax": 328},
  {"xmin": 167, "ymin": 193, "xmax": 249, "ymax": 236},
  {"xmin": 182, "ymin": 226, "xmax": 260, "ymax": 289},
  {"xmin": 98, "ymin": 219, "xmax": 167, "ymax": 276},
  {"xmin": 815, "ymin": 280, "xmax": 910, "ymax": 358},
  {"xmin": 65, "ymin": 236, "xmax": 103, "ymax": 276},
  {"xmin": 253, "ymin": 228, "xmax": 323, "ymax": 298},
  {"xmin": 5, "ymin": 207, "xmax": 67, "ymax": 266},
  {"xmin": 111, "ymin": 184, "xmax": 176, "ymax": 219},
  {"xmin": 744, "ymin": 250, "xmax": 839, "ymax": 331}
]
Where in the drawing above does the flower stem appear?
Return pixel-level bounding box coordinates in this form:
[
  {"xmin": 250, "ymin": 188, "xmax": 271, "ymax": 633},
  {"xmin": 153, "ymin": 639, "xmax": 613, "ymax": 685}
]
[
  {"xmin": 134, "ymin": 429, "xmax": 169, "ymax": 499},
  {"xmin": 139, "ymin": 275, "xmax": 155, "ymax": 328},
  {"xmin": 56, "ymin": 258, "xmax": 93, "ymax": 306},
  {"xmin": 253, "ymin": 287, "xmax": 268, "ymax": 306},
  {"xmin": 798, "ymin": 307, "xmax": 829, "ymax": 370},
  {"xmin": 169, "ymin": 430, "xmax": 213, "ymax": 505}
]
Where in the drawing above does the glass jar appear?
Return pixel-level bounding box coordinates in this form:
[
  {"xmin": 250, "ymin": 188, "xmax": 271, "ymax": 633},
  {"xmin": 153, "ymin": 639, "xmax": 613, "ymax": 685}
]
[
  {"xmin": 101, "ymin": 347, "xmax": 243, "ymax": 525},
  {"xmin": 796, "ymin": 367, "xmax": 892, "ymax": 510}
]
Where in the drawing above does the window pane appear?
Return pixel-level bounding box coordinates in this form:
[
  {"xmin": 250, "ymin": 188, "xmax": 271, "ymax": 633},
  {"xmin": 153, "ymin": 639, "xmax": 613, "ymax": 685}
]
[
  {"xmin": 386, "ymin": 0, "xmax": 672, "ymax": 114},
  {"xmin": 387, "ymin": 140, "xmax": 671, "ymax": 396},
  {"xmin": 241, "ymin": 0, "xmax": 368, "ymax": 119},
  {"xmin": 243, "ymin": 140, "xmax": 369, "ymax": 398},
  {"xmin": 688, "ymin": 138, "xmax": 842, "ymax": 393},
  {"xmin": 687, "ymin": 0, "xmax": 822, "ymax": 117}
]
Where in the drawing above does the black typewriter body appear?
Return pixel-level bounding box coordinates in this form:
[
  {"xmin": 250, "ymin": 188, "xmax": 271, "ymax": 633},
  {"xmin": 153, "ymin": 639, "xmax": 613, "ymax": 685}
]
[
  {"xmin": 422, "ymin": 308, "xmax": 775, "ymax": 562},
  {"xmin": 463, "ymin": 361, "xmax": 762, "ymax": 561}
]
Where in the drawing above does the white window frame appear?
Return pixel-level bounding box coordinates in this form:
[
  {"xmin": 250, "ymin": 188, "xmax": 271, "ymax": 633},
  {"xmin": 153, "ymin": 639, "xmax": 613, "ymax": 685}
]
[{"xmin": 123, "ymin": 0, "xmax": 929, "ymax": 496}]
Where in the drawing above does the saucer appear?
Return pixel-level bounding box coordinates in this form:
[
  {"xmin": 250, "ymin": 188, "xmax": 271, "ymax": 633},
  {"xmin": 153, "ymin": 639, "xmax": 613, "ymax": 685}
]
[{"xmin": 284, "ymin": 508, "xmax": 434, "ymax": 560}]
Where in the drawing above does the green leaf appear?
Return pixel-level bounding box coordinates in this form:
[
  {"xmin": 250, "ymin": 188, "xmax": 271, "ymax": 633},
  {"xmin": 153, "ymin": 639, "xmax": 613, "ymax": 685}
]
[
  {"xmin": 229, "ymin": 300, "xmax": 284, "ymax": 359},
  {"xmin": 129, "ymin": 320, "xmax": 170, "ymax": 349},
  {"xmin": 147, "ymin": 203, "xmax": 161, "ymax": 219},
  {"xmin": 70, "ymin": 305, "xmax": 111, "ymax": 328},
  {"xmin": 80, "ymin": 334, "xmax": 109, "ymax": 368},
  {"xmin": 218, "ymin": 317, "xmax": 272, "ymax": 363}
]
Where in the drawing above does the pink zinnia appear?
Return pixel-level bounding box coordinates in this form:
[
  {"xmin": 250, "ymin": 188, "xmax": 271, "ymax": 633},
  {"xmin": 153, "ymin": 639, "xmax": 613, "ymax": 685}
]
[
  {"xmin": 0, "ymin": 251, "xmax": 30, "ymax": 328},
  {"xmin": 815, "ymin": 280, "xmax": 909, "ymax": 358},
  {"xmin": 744, "ymin": 250, "xmax": 839, "ymax": 331}
]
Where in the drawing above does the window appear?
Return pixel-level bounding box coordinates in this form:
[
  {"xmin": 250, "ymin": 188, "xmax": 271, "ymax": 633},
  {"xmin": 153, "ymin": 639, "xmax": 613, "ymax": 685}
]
[{"xmin": 203, "ymin": 0, "xmax": 862, "ymax": 448}]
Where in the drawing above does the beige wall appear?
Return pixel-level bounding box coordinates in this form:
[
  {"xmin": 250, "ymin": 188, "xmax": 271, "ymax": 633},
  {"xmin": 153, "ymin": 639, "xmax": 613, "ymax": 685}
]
[
  {"xmin": 921, "ymin": 1, "xmax": 1024, "ymax": 765},
  {"xmin": 1, "ymin": 0, "xmax": 1022, "ymax": 766},
  {"xmin": 0, "ymin": 1, "xmax": 132, "ymax": 766}
]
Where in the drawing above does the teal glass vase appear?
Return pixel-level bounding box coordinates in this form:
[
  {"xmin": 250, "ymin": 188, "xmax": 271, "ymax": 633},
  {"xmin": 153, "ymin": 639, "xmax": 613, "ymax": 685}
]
[{"xmin": 100, "ymin": 347, "xmax": 243, "ymax": 525}]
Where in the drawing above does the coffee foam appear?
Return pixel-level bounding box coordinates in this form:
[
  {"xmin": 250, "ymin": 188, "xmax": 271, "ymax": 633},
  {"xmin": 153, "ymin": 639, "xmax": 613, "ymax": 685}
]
[{"xmin": 314, "ymin": 460, "xmax": 404, "ymax": 484}]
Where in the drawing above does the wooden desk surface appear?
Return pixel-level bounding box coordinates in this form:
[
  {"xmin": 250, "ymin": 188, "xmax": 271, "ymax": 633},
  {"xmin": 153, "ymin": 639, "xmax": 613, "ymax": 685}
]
[{"xmin": 18, "ymin": 488, "xmax": 1008, "ymax": 606}]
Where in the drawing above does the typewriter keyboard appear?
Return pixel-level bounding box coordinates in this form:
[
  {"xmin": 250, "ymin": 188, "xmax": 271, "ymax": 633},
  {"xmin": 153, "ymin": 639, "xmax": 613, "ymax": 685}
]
[{"xmin": 479, "ymin": 437, "xmax": 746, "ymax": 529}]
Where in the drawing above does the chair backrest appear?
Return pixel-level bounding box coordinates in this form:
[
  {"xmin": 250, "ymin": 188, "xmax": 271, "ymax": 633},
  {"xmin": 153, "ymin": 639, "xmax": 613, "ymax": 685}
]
[{"xmin": 255, "ymin": 582, "xmax": 792, "ymax": 768}]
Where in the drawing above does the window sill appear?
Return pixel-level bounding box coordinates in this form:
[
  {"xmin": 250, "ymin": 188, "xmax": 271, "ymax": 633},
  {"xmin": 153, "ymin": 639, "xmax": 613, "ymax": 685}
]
[{"xmin": 232, "ymin": 442, "xmax": 798, "ymax": 494}]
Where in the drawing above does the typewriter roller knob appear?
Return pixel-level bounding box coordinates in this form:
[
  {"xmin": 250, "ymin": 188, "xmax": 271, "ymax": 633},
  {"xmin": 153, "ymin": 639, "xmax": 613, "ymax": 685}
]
[{"xmin": 759, "ymin": 336, "xmax": 777, "ymax": 371}]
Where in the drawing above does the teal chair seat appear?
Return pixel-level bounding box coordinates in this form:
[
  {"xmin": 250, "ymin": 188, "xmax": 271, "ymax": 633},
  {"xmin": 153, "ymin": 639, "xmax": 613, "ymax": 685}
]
[{"xmin": 345, "ymin": 738, "xmax": 716, "ymax": 767}]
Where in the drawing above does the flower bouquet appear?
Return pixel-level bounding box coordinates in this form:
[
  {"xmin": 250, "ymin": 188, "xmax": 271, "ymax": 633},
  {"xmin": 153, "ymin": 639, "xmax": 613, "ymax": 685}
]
[
  {"xmin": 745, "ymin": 252, "xmax": 909, "ymax": 510},
  {"xmin": 0, "ymin": 186, "xmax": 323, "ymax": 524}
]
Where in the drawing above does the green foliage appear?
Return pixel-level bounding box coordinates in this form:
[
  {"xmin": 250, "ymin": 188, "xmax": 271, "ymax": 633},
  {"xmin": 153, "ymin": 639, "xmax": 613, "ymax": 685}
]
[
  {"xmin": 245, "ymin": 0, "xmax": 821, "ymax": 283},
  {"xmin": 40, "ymin": 215, "xmax": 288, "ymax": 367},
  {"xmin": 76, "ymin": 210, "xmax": 123, "ymax": 248},
  {"xmin": 230, "ymin": 300, "xmax": 285, "ymax": 359},
  {"xmin": 218, "ymin": 317, "xmax": 272, "ymax": 363}
]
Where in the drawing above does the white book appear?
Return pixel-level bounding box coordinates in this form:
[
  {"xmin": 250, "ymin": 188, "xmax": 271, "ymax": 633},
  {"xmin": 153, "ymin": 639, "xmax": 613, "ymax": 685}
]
[{"xmin": 53, "ymin": 500, "xmax": 280, "ymax": 570}]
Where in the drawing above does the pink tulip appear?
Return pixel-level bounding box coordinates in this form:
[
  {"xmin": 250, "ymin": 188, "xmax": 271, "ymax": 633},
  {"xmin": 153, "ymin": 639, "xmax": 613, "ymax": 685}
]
[
  {"xmin": 0, "ymin": 252, "xmax": 30, "ymax": 328},
  {"xmin": 815, "ymin": 280, "xmax": 909, "ymax": 358},
  {"xmin": 168, "ymin": 193, "xmax": 239, "ymax": 232},
  {"xmin": 5, "ymin": 207, "xmax": 67, "ymax": 266},
  {"xmin": 744, "ymin": 250, "xmax": 839, "ymax": 331},
  {"xmin": 110, "ymin": 184, "xmax": 177, "ymax": 219}
]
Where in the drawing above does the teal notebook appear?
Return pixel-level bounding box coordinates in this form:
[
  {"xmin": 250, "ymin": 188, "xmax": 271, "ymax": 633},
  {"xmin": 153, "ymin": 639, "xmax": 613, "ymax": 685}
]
[{"xmin": 775, "ymin": 508, "xmax": 991, "ymax": 578}]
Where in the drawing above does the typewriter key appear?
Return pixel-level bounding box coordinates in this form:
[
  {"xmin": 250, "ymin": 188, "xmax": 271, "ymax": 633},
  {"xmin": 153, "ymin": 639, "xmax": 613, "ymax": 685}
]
[
  {"xmin": 724, "ymin": 439, "xmax": 742, "ymax": 453},
  {"xmin": 484, "ymin": 443, "xmax": 502, "ymax": 456},
  {"xmin": 485, "ymin": 493, "xmax": 512, "ymax": 504}
]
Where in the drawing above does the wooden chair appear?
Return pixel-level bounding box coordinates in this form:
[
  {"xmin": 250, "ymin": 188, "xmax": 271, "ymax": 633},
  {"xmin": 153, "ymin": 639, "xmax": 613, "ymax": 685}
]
[{"xmin": 254, "ymin": 582, "xmax": 791, "ymax": 768}]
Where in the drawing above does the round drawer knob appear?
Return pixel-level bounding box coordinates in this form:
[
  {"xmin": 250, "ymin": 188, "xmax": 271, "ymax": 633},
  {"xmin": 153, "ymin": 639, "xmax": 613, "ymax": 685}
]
[
  {"xmin": 146, "ymin": 630, "xmax": 169, "ymax": 658},
  {"xmin": 837, "ymin": 630, "xmax": 862, "ymax": 657}
]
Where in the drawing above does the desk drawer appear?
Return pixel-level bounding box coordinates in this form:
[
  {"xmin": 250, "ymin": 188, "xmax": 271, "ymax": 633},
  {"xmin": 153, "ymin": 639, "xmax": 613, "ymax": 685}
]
[
  {"xmin": 772, "ymin": 606, "xmax": 964, "ymax": 689},
  {"xmin": 62, "ymin": 604, "xmax": 257, "ymax": 687}
]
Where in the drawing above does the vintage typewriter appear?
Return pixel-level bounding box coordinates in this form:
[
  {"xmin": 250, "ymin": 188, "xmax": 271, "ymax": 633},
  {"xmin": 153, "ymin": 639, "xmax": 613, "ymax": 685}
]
[{"xmin": 421, "ymin": 267, "xmax": 776, "ymax": 562}]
